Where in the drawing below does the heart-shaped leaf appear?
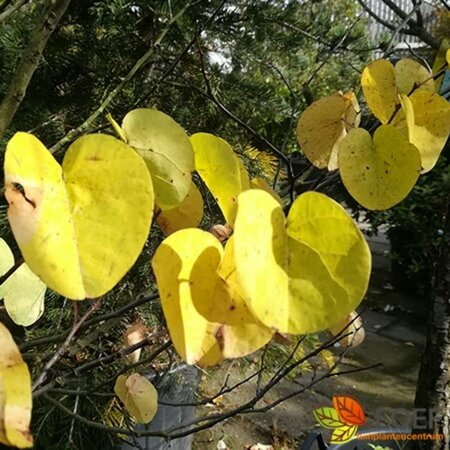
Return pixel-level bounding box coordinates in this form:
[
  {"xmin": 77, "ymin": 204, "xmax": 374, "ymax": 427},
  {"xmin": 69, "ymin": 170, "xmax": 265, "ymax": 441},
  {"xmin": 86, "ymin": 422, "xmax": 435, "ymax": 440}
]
[
  {"xmin": 296, "ymin": 92, "xmax": 359, "ymax": 170},
  {"xmin": 233, "ymin": 190, "xmax": 371, "ymax": 334},
  {"xmin": 395, "ymin": 58, "xmax": 435, "ymax": 95},
  {"xmin": 393, "ymin": 91, "xmax": 450, "ymax": 173},
  {"xmin": 114, "ymin": 373, "xmax": 158, "ymax": 424},
  {"xmin": 152, "ymin": 229, "xmax": 273, "ymax": 366},
  {"xmin": 338, "ymin": 125, "xmax": 421, "ymax": 210},
  {"xmin": 361, "ymin": 59, "xmax": 398, "ymax": 124},
  {"xmin": 4, "ymin": 132, "xmax": 154, "ymax": 299},
  {"xmin": 121, "ymin": 108, "xmax": 194, "ymax": 210}
]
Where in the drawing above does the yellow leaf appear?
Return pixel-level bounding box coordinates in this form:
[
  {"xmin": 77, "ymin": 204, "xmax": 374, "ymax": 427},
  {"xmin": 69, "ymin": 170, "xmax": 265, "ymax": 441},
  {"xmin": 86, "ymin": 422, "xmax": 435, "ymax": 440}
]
[
  {"xmin": 329, "ymin": 311, "xmax": 365, "ymax": 348},
  {"xmin": 191, "ymin": 133, "xmax": 245, "ymax": 226},
  {"xmin": 395, "ymin": 58, "xmax": 435, "ymax": 95},
  {"xmin": 156, "ymin": 183, "xmax": 204, "ymax": 235},
  {"xmin": 121, "ymin": 109, "xmax": 194, "ymax": 210},
  {"xmin": 152, "ymin": 229, "xmax": 272, "ymax": 365},
  {"xmin": 233, "ymin": 190, "xmax": 371, "ymax": 334},
  {"xmin": 0, "ymin": 323, "xmax": 33, "ymax": 448},
  {"xmin": 4, "ymin": 132, "xmax": 154, "ymax": 299},
  {"xmin": 250, "ymin": 177, "xmax": 283, "ymax": 205},
  {"xmin": 287, "ymin": 192, "xmax": 371, "ymax": 305},
  {"xmin": 216, "ymin": 237, "xmax": 273, "ymax": 358},
  {"xmin": 296, "ymin": 94, "xmax": 347, "ymax": 169},
  {"xmin": 114, "ymin": 373, "xmax": 158, "ymax": 424},
  {"xmin": 123, "ymin": 323, "xmax": 148, "ymax": 364},
  {"xmin": 393, "ymin": 91, "xmax": 450, "ymax": 173},
  {"xmin": 361, "ymin": 59, "xmax": 397, "ymax": 124},
  {"xmin": 0, "ymin": 238, "xmax": 46, "ymax": 327},
  {"xmin": 338, "ymin": 125, "xmax": 421, "ymax": 210},
  {"xmin": 237, "ymin": 157, "xmax": 251, "ymax": 191},
  {"xmin": 432, "ymin": 38, "xmax": 450, "ymax": 91},
  {"xmin": 342, "ymin": 91, "xmax": 361, "ymax": 131},
  {"xmin": 0, "ymin": 239, "xmax": 14, "ymax": 278},
  {"xmin": 330, "ymin": 424, "xmax": 357, "ymax": 444}
]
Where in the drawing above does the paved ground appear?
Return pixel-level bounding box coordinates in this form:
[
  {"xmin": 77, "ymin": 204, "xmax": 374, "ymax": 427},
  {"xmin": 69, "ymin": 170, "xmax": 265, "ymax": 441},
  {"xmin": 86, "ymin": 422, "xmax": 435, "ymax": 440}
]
[{"xmin": 189, "ymin": 232, "xmax": 428, "ymax": 449}]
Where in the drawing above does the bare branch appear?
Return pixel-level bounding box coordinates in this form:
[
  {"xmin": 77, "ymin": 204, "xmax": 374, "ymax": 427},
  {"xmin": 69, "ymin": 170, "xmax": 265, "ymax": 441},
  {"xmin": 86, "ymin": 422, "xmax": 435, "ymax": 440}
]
[
  {"xmin": 21, "ymin": 291, "xmax": 159, "ymax": 351},
  {"xmin": 380, "ymin": 0, "xmax": 439, "ymax": 48},
  {"xmin": 32, "ymin": 298, "xmax": 102, "ymax": 392},
  {"xmin": 0, "ymin": 0, "xmax": 72, "ymax": 139},
  {"xmin": 356, "ymin": 0, "xmax": 397, "ymax": 31}
]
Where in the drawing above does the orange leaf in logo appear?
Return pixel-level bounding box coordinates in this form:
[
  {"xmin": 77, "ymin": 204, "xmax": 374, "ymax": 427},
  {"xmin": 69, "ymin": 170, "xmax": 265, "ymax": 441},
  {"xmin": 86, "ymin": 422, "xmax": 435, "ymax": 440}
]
[
  {"xmin": 330, "ymin": 424, "xmax": 357, "ymax": 444},
  {"xmin": 333, "ymin": 396, "xmax": 365, "ymax": 425}
]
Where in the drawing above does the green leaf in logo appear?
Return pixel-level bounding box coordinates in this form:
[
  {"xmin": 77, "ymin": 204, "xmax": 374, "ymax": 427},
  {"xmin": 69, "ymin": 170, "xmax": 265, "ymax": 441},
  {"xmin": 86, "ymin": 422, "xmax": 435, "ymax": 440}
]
[
  {"xmin": 330, "ymin": 424, "xmax": 358, "ymax": 444},
  {"xmin": 313, "ymin": 407, "xmax": 345, "ymax": 429}
]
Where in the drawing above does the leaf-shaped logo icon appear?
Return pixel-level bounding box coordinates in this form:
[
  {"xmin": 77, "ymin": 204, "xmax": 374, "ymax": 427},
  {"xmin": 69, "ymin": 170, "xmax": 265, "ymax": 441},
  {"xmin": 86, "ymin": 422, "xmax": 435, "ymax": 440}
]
[
  {"xmin": 330, "ymin": 424, "xmax": 358, "ymax": 444},
  {"xmin": 333, "ymin": 396, "xmax": 366, "ymax": 425},
  {"xmin": 313, "ymin": 407, "xmax": 345, "ymax": 429}
]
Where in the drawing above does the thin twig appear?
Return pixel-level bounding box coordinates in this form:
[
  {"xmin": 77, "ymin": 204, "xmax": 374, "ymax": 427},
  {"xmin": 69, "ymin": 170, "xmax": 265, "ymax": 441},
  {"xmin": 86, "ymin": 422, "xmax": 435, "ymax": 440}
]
[
  {"xmin": 49, "ymin": 2, "xmax": 193, "ymax": 154},
  {"xmin": 32, "ymin": 298, "xmax": 102, "ymax": 391},
  {"xmin": 21, "ymin": 291, "xmax": 158, "ymax": 351}
]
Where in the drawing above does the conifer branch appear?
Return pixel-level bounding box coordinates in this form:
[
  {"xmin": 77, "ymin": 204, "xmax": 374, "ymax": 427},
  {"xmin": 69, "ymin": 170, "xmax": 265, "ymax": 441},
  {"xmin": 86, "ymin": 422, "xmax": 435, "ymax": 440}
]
[{"xmin": 0, "ymin": 0, "xmax": 72, "ymax": 139}]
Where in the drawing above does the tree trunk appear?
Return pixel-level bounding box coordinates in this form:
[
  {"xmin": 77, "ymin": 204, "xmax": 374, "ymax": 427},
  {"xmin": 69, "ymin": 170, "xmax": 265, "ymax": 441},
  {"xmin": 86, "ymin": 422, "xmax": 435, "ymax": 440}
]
[{"xmin": 412, "ymin": 196, "xmax": 450, "ymax": 449}]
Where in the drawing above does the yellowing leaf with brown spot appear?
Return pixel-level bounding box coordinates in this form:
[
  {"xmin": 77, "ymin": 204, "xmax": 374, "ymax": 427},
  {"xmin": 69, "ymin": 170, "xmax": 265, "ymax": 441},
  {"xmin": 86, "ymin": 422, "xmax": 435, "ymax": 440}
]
[
  {"xmin": 338, "ymin": 126, "xmax": 421, "ymax": 210},
  {"xmin": 152, "ymin": 229, "xmax": 272, "ymax": 365},
  {"xmin": 395, "ymin": 58, "xmax": 435, "ymax": 95},
  {"xmin": 156, "ymin": 183, "xmax": 203, "ymax": 235},
  {"xmin": 0, "ymin": 323, "xmax": 33, "ymax": 448},
  {"xmin": 121, "ymin": 109, "xmax": 194, "ymax": 210},
  {"xmin": 123, "ymin": 323, "xmax": 148, "ymax": 363},
  {"xmin": 361, "ymin": 59, "xmax": 398, "ymax": 124},
  {"xmin": 4, "ymin": 132, "xmax": 153, "ymax": 299},
  {"xmin": 329, "ymin": 311, "xmax": 365, "ymax": 348},
  {"xmin": 250, "ymin": 177, "xmax": 283, "ymax": 205},
  {"xmin": 191, "ymin": 133, "xmax": 245, "ymax": 226},
  {"xmin": 233, "ymin": 190, "xmax": 371, "ymax": 334},
  {"xmin": 342, "ymin": 91, "xmax": 361, "ymax": 131},
  {"xmin": 296, "ymin": 94, "xmax": 347, "ymax": 169},
  {"xmin": 393, "ymin": 91, "xmax": 450, "ymax": 173},
  {"xmin": 114, "ymin": 373, "xmax": 158, "ymax": 424}
]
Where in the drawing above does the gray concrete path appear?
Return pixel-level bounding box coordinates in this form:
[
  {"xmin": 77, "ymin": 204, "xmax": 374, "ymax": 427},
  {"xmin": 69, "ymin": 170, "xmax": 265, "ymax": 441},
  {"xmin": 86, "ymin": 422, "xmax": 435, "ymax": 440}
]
[{"xmin": 192, "ymin": 231, "xmax": 427, "ymax": 449}]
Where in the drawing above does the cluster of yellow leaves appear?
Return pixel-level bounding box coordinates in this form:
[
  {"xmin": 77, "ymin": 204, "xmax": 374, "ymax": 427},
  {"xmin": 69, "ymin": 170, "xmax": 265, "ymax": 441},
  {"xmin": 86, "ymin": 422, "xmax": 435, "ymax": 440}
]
[
  {"xmin": 149, "ymin": 129, "xmax": 371, "ymax": 365},
  {"xmin": 0, "ymin": 104, "xmax": 373, "ymax": 437},
  {"xmin": 297, "ymin": 57, "xmax": 450, "ymax": 210}
]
